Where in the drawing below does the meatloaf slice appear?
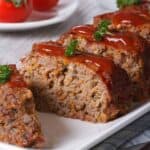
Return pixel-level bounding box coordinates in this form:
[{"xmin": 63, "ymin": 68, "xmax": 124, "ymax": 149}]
[
  {"xmin": 19, "ymin": 41, "xmax": 133, "ymax": 123},
  {"xmin": 94, "ymin": 2, "xmax": 150, "ymax": 41},
  {"xmin": 0, "ymin": 65, "xmax": 43, "ymax": 147},
  {"xmin": 58, "ymin": 25, "xmax": 150, "ymax": 101}
]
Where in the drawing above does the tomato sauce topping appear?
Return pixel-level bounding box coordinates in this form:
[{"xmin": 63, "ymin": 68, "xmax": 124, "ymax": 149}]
[
  {"xmin": 70, "ymin": 25, "xmax": 144, "ymax": 53},
  {"xmin": 8, "ymin": 65, "xmax": 27, "ymax": 88},
  {"xmin": 96, "ymin": 3, "xmax": 150, "ymax": 26},
  {"xmin": 112, "ymin": 11, "xmax": 150, "ymax": 26},
  {"xmin": 35, "ymin": 42, "xmax": 114, "ymax": 85}
]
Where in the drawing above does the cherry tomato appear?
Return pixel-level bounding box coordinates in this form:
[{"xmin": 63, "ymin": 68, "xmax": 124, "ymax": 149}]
[
  {"xmin": 32, "ymin": 0, "xmax": 59, "ymax": 11},
  {"xmin": 0, "ymin": 0, "xmax": 32, "ymax": 23}
]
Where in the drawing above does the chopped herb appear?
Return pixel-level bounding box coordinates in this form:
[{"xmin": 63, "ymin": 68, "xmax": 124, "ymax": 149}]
[
  {"xmin": 6, "ymin": 0, "xmax": 27, "ymax": 8},
  {"xmin": 0, "ymin": 65, "xmax": 11, "ymax": 84},
  {"xmin": 94, "ymin": 20, "xmax": 111, "ymax": 41},
  {"xmin": 65, "ymin": 40, "xmax": 78, "ymax": 57},
  {"xmin": 117, "ymin": 0, "xmax": 141, "ymax": 9}
]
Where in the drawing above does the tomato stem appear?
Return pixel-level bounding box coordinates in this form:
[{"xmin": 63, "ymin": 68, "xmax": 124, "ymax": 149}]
[{"xmin": 6, "ymin": 0, "xmax": 27, "ymax": 7}]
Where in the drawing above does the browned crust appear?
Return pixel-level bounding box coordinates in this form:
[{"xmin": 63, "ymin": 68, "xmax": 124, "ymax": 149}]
[
  {"xmin": 58, "ymin": 27, "xmax": 150, "ymax": 101},
  {"xmin": 19, "ymin": 42, "xmax": 133, "ymax": 123}
]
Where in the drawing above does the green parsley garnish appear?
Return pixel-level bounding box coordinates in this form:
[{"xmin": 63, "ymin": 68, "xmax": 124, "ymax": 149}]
[
  {"xmin": 65, "ymin": 40, "xmax": 78, "ymax": 57},
  {"xmin": 117, "ymin": 0, "xmax": 141, "ymax": 9},
  {"xmin": 94, "ymin": 20, "xmax": 111, "ymax": 41},
  {"xmin": 0, "ymin": 65, "xmax": 11, "ymax": 84},
  {"xmin": 6, "ymin": 0, "xmax": 27, "ymax": 8}
]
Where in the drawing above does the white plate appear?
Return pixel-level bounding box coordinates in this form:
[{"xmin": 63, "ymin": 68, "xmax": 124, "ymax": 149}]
[
  {"xmin": 0, "ymin": 103, "xmax": 150, "ymax": 150},
  {"xmin": 0, "ymin": 0, "xmax": 79, "ymax": 31}
]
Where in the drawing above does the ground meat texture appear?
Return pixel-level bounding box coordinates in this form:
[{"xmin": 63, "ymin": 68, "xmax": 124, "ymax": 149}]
[
  {"xmin": 0, "ymin": 65, "xmax": 43, "ymax": 147},
  {"xmin": 94, "ymin": 2, "xmax": 150, "ymax": 42},
  {"xmin": 19, "ymin": 41, "xmax": 133, "ymax": 123},
  {"xmin": 58, "ymin": 25, "xmax": 150, "ymax": 101}
]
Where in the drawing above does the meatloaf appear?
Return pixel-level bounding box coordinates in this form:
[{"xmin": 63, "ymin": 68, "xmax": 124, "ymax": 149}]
[
  {"xmin": 19, "ymin": 41, "xmax": 133, "ymax": 123},
  {"xmin": 0, "ymin": 65, "xmax": 43, "ymax": 147},
  {"xmin": 58, "ymin": 25, "xmax": 150, "ymax": 101},
  {"xmin": 94, "ymin": 2, "xmax": 150, "ymax": 41}
]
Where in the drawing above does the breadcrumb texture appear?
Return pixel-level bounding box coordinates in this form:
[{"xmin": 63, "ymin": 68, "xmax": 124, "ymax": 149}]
[
  {"xmin": 0, "ymin": 65, "xmax": 43, "ymax": 148},
  {"xmin": 19, "ymin": 42, "xmax": 133, "ymax": 123}
]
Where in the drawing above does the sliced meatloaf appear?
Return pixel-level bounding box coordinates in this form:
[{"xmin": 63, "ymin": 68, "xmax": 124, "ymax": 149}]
[
  {"xmin": 0, "ymin": 65, "xmax": 43, "ymax": 147},
  {"xmin": 58, "ymin": 25, "xmax": 150, "ymax": 101},
  {"xmin": 19, "ymin": 41, "xmax": 133, "ymax": 123},
  {"xmin": 94, "ymin": 2, "xmax": 150, "ymax": 41}
]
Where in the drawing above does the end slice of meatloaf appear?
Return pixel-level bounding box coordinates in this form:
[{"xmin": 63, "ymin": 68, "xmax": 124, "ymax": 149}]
[
  {"xmin": 0, "ymin": 65, "xmax": 43, "ymax": 147},
  {"xmin": 93, "ymin": 2, "xmax": 150, "ymax": 41},
  {"xmin": 19, "ymin": 41, "xmax": 133, "ymax": 123},
  {"xmin": 58, "ymin": 24, "xmax": 150, "ymax": 101}
]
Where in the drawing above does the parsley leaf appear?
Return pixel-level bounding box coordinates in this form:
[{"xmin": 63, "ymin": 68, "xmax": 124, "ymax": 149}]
[
  {"xmin": 0, "ymin": 65, "xmax": 11, "ymax": 84},
  {"xmin": 65, "ymin": 40, "xmax": 78, "ymax": 57},
  {"xmin": 117, "ymin": 0, "xmax": 141, "ymax": 9},
  {"xmin": 94, "ymin": 20, "xmax": 111, "ymax": 41}
]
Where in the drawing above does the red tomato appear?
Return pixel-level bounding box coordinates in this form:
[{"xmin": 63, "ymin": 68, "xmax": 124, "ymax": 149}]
[
  {"xmin": 0, "ymin": 0, "xmax": 32, "ymax": 23},
  {"xmin": 32, "ymin": 0, "xmax": 59, "ymax": 11}
]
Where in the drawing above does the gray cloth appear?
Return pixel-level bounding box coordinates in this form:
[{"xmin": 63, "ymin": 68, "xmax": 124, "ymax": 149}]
[{"xmin": 92, "ymin": 112, "xmax": 150, "ymax": 150}]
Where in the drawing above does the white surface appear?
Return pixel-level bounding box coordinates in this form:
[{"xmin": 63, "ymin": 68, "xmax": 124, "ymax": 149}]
[
  {"xmin": 0, "ymin": 103, "xmax": 150, "ymax": 150},
  {"xmin": 0, "ymin": 0, "xmax": 149, "ymax": 150},
  {"xmin": 0, "ymin": 0, "xmax": 79, "ymax": 31},
  {"xmin": 35, "ymin": 104, "xmax": 150, "ymax": 150}
]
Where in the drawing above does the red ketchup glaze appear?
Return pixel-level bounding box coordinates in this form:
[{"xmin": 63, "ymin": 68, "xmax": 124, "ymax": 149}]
[
  {"xmin": 8, "ymin": 65, "xmax": 27, "ymax": 88},
  {"xmin": 103, "ymin": 33, "xmax": 144, "ymax": 53},
  {"xmin": 100, "ymin": 3, "xmax": 150, "ymax": 26},
  {"xmin": 95, "ymin": 3, "xmax": 150, "ymax": 26},
  {"xmin": 95, "ymin": 12, "xmax": 114, "ymax": 23},
  {"xmin": 112, "ymin": 11, "xmax": 150, "ymax": 26},
  {"xmin": 35, "ymin": 42, "xmax": 114, "ymax": 85},
  {"xmin": 33, "ymin": 42, "xmax": 65, "ymax": 56},
  {"xmin": 71, "ymin": 25, "xmax": 96, "ymax": 41},
  {"xmin": 70, "ymin": 25, "xmax": 143, "ymax": 52}
]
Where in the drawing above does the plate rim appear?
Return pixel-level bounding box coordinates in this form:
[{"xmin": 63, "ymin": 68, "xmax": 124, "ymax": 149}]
[
  {"xmin": 0, "ymin": 0, "xmax": 79, "ymax": 31},
  {"xmin": 0, "ymin": 103, "xmax": 149, "ymax": 150},
  {"xmin": 82, "ymin": 102, "xmax": 150, "ymax": 150}
]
